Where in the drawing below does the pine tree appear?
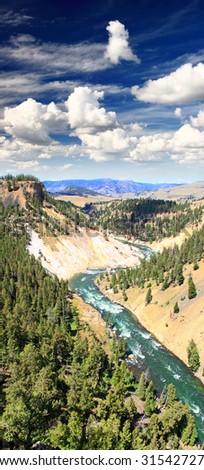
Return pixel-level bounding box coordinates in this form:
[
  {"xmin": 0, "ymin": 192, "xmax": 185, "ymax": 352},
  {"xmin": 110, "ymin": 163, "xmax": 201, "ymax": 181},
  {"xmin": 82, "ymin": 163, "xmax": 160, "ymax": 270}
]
[
  {"xmin": 144, "ymin": 381, "xmax": 156, "ymax": 417},
  {"xmin": 118, "ymin": 420, "xmax": 132, "ymax": 449},
  {"xmin": 187, "ymin": 339, "xmax": 200, "ymax": 372},
  {"xmin": 181, "ymin": 415, "xmax": 198, "ymax": 446},
  {"xmin": 188, "ymin": 276, "xmax": 197, "ymax": 299},
  {"xmin": 137, "ymin": 372, "xmax": 146, "ymax": 400},
  {"xmin": 67, "ymin": 411, "xmax": 83, "ymax": 449},
  {"xmin": 146, "ymin": 288, "xmax": 152, "ymax": 305},
  {"xmin": 166, "ymin": 383, "xmax": 176, "ymax": 407},
  {"xmin": 173, "ymin": 302, "xmax": 179, "ymax": 314}
]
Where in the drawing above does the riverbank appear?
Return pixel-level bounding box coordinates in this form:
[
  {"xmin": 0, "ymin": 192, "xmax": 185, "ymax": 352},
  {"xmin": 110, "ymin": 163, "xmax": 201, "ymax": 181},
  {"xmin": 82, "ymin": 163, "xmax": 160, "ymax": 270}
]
[{"xmin": 96, "ymin": 261, "xmax": 204, "ymax": 385}]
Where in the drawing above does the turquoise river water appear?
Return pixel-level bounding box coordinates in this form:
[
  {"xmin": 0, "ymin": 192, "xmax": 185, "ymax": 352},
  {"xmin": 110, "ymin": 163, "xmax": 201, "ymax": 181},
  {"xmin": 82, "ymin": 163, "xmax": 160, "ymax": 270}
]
[{"xmin": 69, "ymin": 244, "xmax": 204, "ymax": 442}]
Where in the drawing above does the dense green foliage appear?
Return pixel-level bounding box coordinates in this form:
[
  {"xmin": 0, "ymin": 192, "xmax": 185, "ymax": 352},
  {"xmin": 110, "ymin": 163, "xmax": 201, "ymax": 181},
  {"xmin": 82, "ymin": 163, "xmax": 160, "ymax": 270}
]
[
  {"xmin": 105, "ymin": 225, "xmax": 204, "ymax": 294},
  {"xmin": 85, "ymin": 198, "xmax": 203, "ymax": 242},
  {"xmin": 1, "ymin": 204, "xmax": 198, "ymax": 450}
]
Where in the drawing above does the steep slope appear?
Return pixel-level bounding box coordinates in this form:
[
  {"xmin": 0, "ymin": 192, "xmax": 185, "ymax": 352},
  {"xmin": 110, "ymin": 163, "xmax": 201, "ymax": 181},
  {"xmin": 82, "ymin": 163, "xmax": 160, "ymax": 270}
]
[
  {"xmin": 27, "ymin": 229, "xmax": 142, "ymax": 279},
  {"xmin": 1, "ymin": 177, "xmax": 142, "ymax": 278}
]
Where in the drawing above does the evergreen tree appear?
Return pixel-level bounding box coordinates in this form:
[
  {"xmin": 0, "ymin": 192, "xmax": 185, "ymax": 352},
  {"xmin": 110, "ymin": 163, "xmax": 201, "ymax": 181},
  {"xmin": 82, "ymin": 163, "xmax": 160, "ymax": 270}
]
[
  {"xmin": 118, "ymin": 420, "xmax": 132, "ymax": 450},
  {"xmin": 146, "ymin": 288, "xmax": 152, "ymax": 305},
  {"xmin": 181, "ymin": 415, "xmax": 198, "ymax": 446},
  {"xmin": 187, "ymin": 339, "xmax": 200, "ymax": 372},
  {"xmin": 137, "ymin": 372, "xmax": 146, "ymax": 400},
  {"xmin": 188, "ymin": 276, "xmax": 197, "ymax": 299},
  {"xmin": 166, "ymin": 384, "xmax": 176, "ymax": 407},
  {"xmin": 173, "ymin": 302, "xmax": 179, "ymax": 314},
  {"xmin": 144, "ymin": 381, "xmax": 156, "ymax": 417}
]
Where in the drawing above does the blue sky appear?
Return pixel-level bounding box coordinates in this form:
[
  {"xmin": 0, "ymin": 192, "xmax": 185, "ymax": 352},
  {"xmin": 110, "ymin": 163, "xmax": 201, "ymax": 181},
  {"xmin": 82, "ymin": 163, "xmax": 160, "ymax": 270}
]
[{"xmin": 0, "ymin": 0, "xmax": 204, "ymax": 182}]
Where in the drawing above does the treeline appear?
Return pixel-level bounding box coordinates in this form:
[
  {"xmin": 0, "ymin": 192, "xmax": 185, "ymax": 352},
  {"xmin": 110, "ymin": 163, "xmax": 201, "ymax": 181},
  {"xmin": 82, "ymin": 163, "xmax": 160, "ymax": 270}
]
[
  {"xmin": 3, "ymin": 174, "xmax": 41, "ymax": 192},
  {"xmin": 4, "ymin": 173, "xmax": 40, "ymax": 182},
  {"xmin": 1, "ymin": 207, "xmax": 198, "ymax": 449},
  {"xmin": 85, "ymin": 198, "xmax": 203, "ymax": 242},
  {"xmin": 104, "ymin": 225, "xmax": 204, "ymax": 294}
]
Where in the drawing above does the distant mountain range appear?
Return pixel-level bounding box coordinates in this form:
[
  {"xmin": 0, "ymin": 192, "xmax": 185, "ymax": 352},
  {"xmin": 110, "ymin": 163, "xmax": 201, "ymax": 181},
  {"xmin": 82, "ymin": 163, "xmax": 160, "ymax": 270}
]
[
  {"xmin": 52, "ymin": 185, "xmax": 100, "ymax": 197},
  {"xmin": 43, "ymin": 179, "xmax": 183, "ymax": 196}
]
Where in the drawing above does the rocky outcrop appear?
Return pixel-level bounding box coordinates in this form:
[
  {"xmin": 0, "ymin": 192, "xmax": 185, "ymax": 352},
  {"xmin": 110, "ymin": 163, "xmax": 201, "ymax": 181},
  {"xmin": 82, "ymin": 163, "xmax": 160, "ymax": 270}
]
[{"xmin": 1, "ymin": 179, "xmax": 44, "ymax": 209}]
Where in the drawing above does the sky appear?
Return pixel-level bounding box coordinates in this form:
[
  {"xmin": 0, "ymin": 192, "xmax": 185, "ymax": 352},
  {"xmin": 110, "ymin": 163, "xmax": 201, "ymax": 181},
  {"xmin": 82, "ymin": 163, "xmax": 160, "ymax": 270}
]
[{"xmin": 0, "ymin": 0, "xmax": 204, "ymax": 183}]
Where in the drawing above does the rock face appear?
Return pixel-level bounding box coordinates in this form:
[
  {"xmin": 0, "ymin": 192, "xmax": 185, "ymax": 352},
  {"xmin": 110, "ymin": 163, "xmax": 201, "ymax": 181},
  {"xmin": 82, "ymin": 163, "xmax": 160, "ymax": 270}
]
[
  {"xmin": 26, "ymin": 182, "xmax": 44, "ymax": 205},
  {"xmin": 1, "ymin": 180, "xmax": 44, "ymax": 209},
  {"xmin": 27, "ymin": 228, "xmax": 142, "ymax": 280}
]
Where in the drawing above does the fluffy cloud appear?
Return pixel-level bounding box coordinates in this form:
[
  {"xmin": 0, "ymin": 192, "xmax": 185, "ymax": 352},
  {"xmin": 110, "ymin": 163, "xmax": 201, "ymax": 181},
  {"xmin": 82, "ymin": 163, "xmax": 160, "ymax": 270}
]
[
  {"xmin": 1, "ymin": 88, "xmax": 204, "ymax": 171},
  {"xmin": 170, "ymin": 123, "xmax": 204, "ymax": 163},
  {"xmin": 132, "ymin": 63, "xmax": 204, "ymax": 104},
  {"xmin": 66, "ymin": 86, "xmax": 136, "ymax": 161},
  {"xmin": 80, "ymin": 128, "xmax": 137, "ymax": 161},
  {"xmin": 105, "ymin": 20, "xmax": 140, "ymax": 64},
  {"xmin": 129, "ymin": 133, "xmax": 171, "ymax": 162},
  {"xmin": 3, "ymin": 98, "xmax": 67, "ymax": 145},
  {"xmin": 130, "ymin": 123, "xmax": 204, "ymax": 164},
  {"xmin": 65, "ymin": 86, "xmax": 204, "ymax": 164},
  {"xmin": 66, "ymin": 86, "xmax": 117, "ymax": 132},
  {"xmin": 190, "ymin": 110, "xmax": 204, "ymax": 128}
]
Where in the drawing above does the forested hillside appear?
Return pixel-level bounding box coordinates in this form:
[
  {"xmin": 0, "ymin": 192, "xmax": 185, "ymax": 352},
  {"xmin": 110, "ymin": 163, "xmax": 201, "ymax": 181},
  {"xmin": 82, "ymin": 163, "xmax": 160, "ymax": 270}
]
[
  {"xmin": 103, "ymin": 225, "xmax": 204, "ymax": 294},
  {"xmin": 1, "ymin": 183, "xmax": 199, "ymax": 450},
  {"xmin": 85, "ymin": 198, "xmax": 203, "ymax": 242}
]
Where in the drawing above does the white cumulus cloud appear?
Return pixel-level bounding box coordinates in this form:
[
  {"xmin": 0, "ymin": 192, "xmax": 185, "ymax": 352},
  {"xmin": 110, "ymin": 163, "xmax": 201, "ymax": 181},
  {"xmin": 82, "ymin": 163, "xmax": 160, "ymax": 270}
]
[
  {"xmin": 171, "ymin": 123, "xmax": 204, "ymax": 150},
  {"xmin": 132, "ymin": 63, "xmax": 204, "ymax": 104},
  {"xmin": 3, "ymin": 98, "xmax": 67, "ymax": 145},
  {"xmin": 65, "ymin": 86, "xmax": 138, "ymax": 161},
  {"xmin": 105, "ymin": 20, "xmax": 140, "ymax": 65},
  {"xmin": 80, "ymin": 128, "xmax": 137, "ymax": 161},
  {"xmin": 129, "ymin": 132, "xmax": 171, "ymax": 162},
  {"xmin": 66, "ymin": 86, "xmax": 117, "ymax": 132}
]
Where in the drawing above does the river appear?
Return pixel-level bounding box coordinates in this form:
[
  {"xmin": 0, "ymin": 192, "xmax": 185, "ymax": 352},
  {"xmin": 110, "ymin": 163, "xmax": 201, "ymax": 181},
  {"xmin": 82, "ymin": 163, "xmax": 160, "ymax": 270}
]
[{"xmin": 69, "ymin": 244, "xmax": 204, "ymax": 443}]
